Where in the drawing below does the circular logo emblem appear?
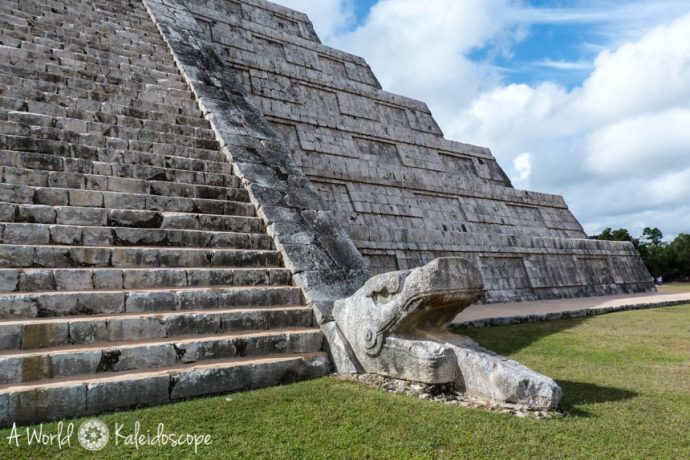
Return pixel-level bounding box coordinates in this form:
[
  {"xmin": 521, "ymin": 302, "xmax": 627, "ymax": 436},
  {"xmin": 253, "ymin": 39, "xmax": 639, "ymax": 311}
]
[{"xmin": 78, "ymin": 419, "xmax": 109, "ymax": 451}]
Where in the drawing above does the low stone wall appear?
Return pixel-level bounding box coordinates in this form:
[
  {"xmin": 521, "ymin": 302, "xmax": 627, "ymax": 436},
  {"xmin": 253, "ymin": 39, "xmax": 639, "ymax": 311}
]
[{"xmin": 453, "ymin": 299, "xmax": 690, "ymax": 329}]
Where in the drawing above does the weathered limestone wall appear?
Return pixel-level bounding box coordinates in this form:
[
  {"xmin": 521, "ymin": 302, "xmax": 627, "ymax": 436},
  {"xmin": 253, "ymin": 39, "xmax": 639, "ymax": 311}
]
[{"xmin": 147, "ymin": 0, "xmax": 654, "ymax": 303}]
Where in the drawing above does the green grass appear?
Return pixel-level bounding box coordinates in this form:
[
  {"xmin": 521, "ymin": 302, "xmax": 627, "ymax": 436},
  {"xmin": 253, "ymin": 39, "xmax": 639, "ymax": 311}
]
[
  {"xmin": 658, "ymin": 282, "xmax": 690, "ymax": 294},
  {"xmin": 2, "ymin": 305, "xmax": 689, "ymax": 459}
]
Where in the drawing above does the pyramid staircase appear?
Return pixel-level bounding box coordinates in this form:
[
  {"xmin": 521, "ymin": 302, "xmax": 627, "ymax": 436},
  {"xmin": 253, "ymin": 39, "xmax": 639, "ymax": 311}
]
[{"xmin": 0, "ymin": 0, "xmax": 328, "ymax": 426}]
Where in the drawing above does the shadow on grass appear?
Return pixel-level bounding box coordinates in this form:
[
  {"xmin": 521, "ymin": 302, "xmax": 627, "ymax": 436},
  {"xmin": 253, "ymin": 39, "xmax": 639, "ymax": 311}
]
[
  {"xmin": 557, "ymin": 380, "xmax": 638, "ymax": 417},
  {"xmin": 451, "ymin": 317, "xmax": 589, "ymax": 355}
]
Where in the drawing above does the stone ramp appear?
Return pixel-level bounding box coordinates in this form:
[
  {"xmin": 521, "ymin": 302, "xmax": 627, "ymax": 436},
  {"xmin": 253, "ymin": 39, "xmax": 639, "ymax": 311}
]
[{"xmin": 0, "ymin": 0, "xmax": 327, "ymax": 426}]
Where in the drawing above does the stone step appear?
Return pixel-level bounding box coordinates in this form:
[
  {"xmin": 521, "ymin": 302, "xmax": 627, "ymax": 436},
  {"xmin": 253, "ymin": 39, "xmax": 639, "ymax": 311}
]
[
  {"xmin": 0, "ymin": 352, "xmax": 329, "ymax": 427},
  {"xmin": 0, "ymin": 94, "xmax": 214, "ymax": 138},
  {"xmin": 0, "ymin": 245, "xmax": 281, "ymax": 270},
  {"xmin": 1, "ymin": 58, "xmax": 185, "ymax": 103},
  {"xmin": 23, "ymin": 33, "xmax": 186, "ymax": 77},
  {"xmin": 0, "ymin": 53, "xmax": 190, "ymax": 99},
  {"xmin": 0, "ymin": 285, "xmax": 302, "ymax": 319},
  {"xmin": 0, "ymin": 69, "xmax": 194, "ymax": 115},
  {"xmin": 0, "ymin": 203, "xmax": 265, "ymax": 233},
  {"xmin": 0, "ymin": 107, "xmax": 219, "ymax": 150},
  {"xmin": 0, "ymin": 163, "xmax": 244, "ymax": 200},
  {"xmin": 19, "ymin": 15, "xmax": 174, "ymax": 55},
  {"xmin": 0, "ymin": 94, "xmax": 211, "ymax": 145},
  {"xmin": 0, "ymin": 150, "xmax": 238, "ymax": 189},
  {"xmin": 0, "ymin": 183, "xmax": 256, "ymax": 217},
  {"xmin": 0, "ymin": 121, "xmax": 232, "ymax": 175},
  {"xmin": 0, "ymin": 223, "xmax": 273, "ymax": 250},
  {"xmin": 0, "ymin": 131, "xmax": 226, "ymax": 164},
  {"xmin": 0, "ymin": 38, "xmax": 185, "ymax": 86},
  {"xmin": 0, "ymin": 267, "xmax": 292, "ymax": 293},
  {"xmin": 0, "ymin": 328, "xmax": 323, "ymax": 385},
  {"xmin": 0, "ymin": 305, "xmax": 312, "ymax": 350},
  {"xmin": 0, "ymin": 93, "xmax": 212, "ymax": 132},
  {"xmin": 0, "ymin": 66, "xmax": 196, "ymax": 111},
  {"xmin": 0, "ymin": 33, "xmax": 183, "ymax": 78},
  {"xmin": 1, "ymin": 4, "xmax": 166, "ymax": 44},
  {"xmin": 1, "ymin": 77, "xmax": 203, "ymax": 120}
]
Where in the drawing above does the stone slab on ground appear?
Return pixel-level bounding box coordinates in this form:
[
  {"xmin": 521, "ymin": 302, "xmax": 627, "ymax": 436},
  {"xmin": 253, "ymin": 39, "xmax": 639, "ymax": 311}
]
[{"xmin": 453, "ymin": 290, "xmax": 690, "ymax": 327}]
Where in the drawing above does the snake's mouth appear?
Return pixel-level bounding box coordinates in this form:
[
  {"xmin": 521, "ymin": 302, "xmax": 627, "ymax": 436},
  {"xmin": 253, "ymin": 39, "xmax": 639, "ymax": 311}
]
[{"xmin": 386, "ymin": 287, "xmax": 486, "ymax": 336}]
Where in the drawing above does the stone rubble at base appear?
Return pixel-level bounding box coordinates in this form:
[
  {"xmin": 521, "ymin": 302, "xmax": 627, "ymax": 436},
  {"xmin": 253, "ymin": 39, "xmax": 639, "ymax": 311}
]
[{"xmin": 339, "ymin": 374, "xmax": 562, "ymax": 418}]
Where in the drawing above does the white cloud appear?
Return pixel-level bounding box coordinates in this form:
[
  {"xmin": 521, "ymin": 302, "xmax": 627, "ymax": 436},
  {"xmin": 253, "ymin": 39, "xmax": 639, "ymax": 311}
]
[
  {"xmin": 513, "ymin": 153, "xmax": 533, "ymax": 187},
  {"xmin": 535, "ymin": 59, "xmax": 593, "ymax": 70},
  {"xmin": 451, "ymin": 12, "xmax": 690, "ymax": 236},
  {"xmin": 576, "ymin": 15, "xmax": 690, "ymax": 122},
  {"xmin": 585, "ymin": 110, "xmax": 690, "ymax": 178},
  {"xmin": 331, "ymin": 0, "xmax": 517, "ymax": 121}
]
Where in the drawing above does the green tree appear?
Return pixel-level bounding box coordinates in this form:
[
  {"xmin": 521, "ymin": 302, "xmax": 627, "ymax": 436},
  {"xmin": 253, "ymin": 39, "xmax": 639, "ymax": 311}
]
[
  {"xmin": 590, "ymin": 227, "xmax": 637, "ymax": 244},
  {"xmin": 590, "ymin": 227, "xmax": 690, "ymax": 281},
  {"xmin": 642, "ymin": 227, "xmax": 664, "ymax": 246},
  {"xmin": 669, "ymin": 233, "xmax": 690, "ymax": 281}
]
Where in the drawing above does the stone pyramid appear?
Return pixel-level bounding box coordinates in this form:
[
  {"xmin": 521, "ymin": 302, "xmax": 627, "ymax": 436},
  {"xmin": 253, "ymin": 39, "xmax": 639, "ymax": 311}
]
[
  {"xmin": 0, "ymin": 0, "xmax": 652, "ymax": 424},
  {"xmin": 147, "ymin": 0, "xmax": 653, "ymax": 304}
]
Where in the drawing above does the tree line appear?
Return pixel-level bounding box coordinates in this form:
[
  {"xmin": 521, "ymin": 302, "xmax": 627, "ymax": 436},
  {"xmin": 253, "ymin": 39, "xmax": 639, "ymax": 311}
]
[{"xmin": 589, "ymin": 227, "xmax": 690, "ymax": 282}]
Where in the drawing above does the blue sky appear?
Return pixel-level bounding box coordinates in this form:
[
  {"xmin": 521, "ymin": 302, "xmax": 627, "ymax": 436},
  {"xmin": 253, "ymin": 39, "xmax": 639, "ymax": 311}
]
[
  {"xmin": 275, "ymin": 0, "xmax": 690, "ymax": 238},
  {"xmin": 352, "ymin": 0, "xmax": 377, "ymax": 21},
  {"xmin": 352, "ymin": 0, "xmax": 596, "ymax": 88}
]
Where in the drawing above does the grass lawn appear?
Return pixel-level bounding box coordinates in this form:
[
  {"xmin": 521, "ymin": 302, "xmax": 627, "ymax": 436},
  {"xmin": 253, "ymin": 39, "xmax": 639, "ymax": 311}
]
[
  {"xmin": 1, "ymin": 305, "xmax": 689, "ymax": 459},
  {"xmin": 658, "ymin": 283, "xmax": 690, "ymax": 294}
]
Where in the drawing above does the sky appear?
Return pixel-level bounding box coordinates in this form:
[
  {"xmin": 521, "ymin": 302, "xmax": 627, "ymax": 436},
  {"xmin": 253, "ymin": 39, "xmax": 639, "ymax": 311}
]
[{"xmin": 271, "ymin": 0, "xmax": 690, "ymax": 239}]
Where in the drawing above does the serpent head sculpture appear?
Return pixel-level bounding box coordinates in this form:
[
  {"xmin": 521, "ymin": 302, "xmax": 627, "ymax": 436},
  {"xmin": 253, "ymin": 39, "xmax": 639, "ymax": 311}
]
[{"xmin": 332, "ymin": 257, "xmax": 562, "ymax": 410}]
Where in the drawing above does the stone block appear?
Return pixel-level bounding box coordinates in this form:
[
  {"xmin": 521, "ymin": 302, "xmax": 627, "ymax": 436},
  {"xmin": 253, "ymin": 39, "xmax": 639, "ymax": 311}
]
[
  {"xmin": 69, "ymin": 320, "xmax": 108, "ymax": 345},
  {"xmin": 0, "ymin": 324, "xmax": 21, "ymax": 349},
  {"xmin": 50, "ymin": 225, "xmax": 83, "ymax": 245},
  {"xmin": 50, "ymin": 350, "xmax": 101, "ymax": 378},
  {"xmin": 167, "ymin": 313, "xmax": 221, "ymax": 336},
  {"xmin": 125, "ymin": 291, "xmax": 178, "ymax": 312},
  {"xmin": 0, "ymin": 357, "xmax": 23, "ymax": 384},
  {"xmin": 68, "ymin": 189, "xmax": 104, "ymax": 207},
  {"xmin": 0, "ymin": 393, "xmax": 9, "ymax": 427},
  {"xmin": 0, "ymin": 296, "xmax": 37, "ymax": 319},
  {"xmin": 56, "ymin": 207, "xmax": 106, "ymax": 226},
  {"xmin": 8, "ymin": 385, "xmax": 86, "ymax": 426},
  {"xmin": 92, "ymin": 270, "xmax": 123, "ymax": 290},
  {"xmin": 107, "ymin": 317, "xmax": 166, "ymax": 341},
  {"xmin": 17, "ymin": 205, "xmax": 56, "ymax": 224},
  {"xmin": 0, "ymin": 270, "xmax": 19, "ymax": 292},
  {"xmin": 113, "ymin": 345, "xmax": 177, "ymax": 371},
  {"xmin": 54, "ymin": 269, "xmax": 92, "ymax": 290},
  {"xmin": 18, "ymin": 270, "xmax": 55, "ymax": 291},
  {"xmin": 22, "ymin": 322, "xmax": 69, "ymax": 349},
  {"xmin": 4, "ymin": 224, "xmax": 50, "ymax": 245},
  {"xmin": 86, "ymin": 376, "xmax": 169, "ymax": 414},
  {"xmin": 82, "ymin": 227, "xmax": 114, "ymax": 246}
]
